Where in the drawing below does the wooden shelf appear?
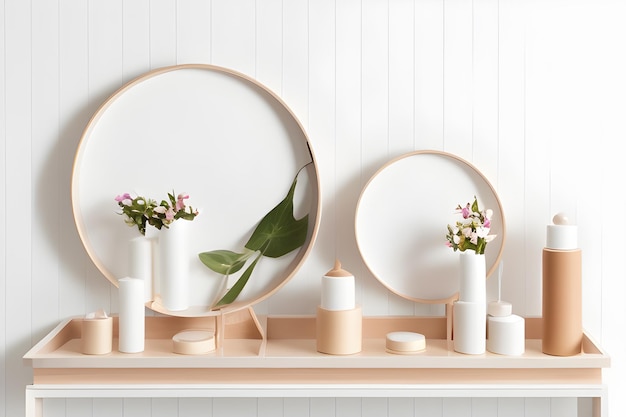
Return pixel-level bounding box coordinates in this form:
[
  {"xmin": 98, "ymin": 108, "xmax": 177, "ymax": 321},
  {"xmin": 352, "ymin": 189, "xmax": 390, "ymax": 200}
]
[
  {"xmin": 25, "ymin": 315, "xmax": 609, "ymax": 374},
  {"xmin": 23, "ymin": 314, "xmax": 610, "ymax": 417}
]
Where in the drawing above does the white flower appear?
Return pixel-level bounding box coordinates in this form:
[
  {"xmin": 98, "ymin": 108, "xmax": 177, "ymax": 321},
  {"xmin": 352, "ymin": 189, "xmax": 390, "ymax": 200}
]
[
  {"xmin": 445, "ymin": 196, "xmax": 494, "ymax": 255},
  {"xmin": 475, "ymin": 227, "xmax": 489, "ymax": 238}
]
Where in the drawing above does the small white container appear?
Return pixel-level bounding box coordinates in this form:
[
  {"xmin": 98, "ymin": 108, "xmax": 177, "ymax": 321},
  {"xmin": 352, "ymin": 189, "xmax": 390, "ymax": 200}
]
[{"xmin": 487, "ymin": 314, "xmax": 525, "ymax": 356}]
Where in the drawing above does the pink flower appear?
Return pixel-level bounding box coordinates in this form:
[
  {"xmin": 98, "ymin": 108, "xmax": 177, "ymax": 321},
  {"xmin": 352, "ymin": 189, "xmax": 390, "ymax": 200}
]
[
  {"xmin": 115, "ymin": 193, "xmax": 132, "ymax": 205},
  {"xmin": 165, "ymin": 208, "xmax": 176, "ymax": 221},
  {"xmin": 483, "ymin": 216, "xmax": 491, "ymax": 228},
  {"xmin": 461, "ymin": 203, "xmax": 471, "ymax": 219},
  {"xmin": 175, "ymin": 193, "xmax": 189, "ymax": 211}
]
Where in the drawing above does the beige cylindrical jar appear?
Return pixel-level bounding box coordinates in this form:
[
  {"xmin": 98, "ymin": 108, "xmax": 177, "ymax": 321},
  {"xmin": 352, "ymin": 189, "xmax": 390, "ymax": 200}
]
[
  {"xmin": 541, "ymin": 213, "xmax": 582, "ymax": 356},
  {"xmin": 316, "ymin": 306, "xmax": 362, "ymax": 355},
  {"xmin": 81, "ymin": 316, "xmax": 113, "ymax": 355}
]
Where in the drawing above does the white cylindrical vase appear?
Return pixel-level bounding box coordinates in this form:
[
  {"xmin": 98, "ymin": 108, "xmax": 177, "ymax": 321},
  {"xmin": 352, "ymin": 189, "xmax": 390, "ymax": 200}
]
[
  {"xmin": 458, "ymin": 251, "xmax": 486, "ymax": 304},
  {"xmin": 158, "ymin": 220, "xmax": 190, "ymax": 311},
  {"xmin": 118, "ymin": 277, "xmax": 145, "ymax": 353},
  {"xmin": 453, "ymin": 300, "xmax": 486, "ymax": 354},
  {"xmin": 129, "ymin": 236, "xmax": 154, "ymax": 303}
]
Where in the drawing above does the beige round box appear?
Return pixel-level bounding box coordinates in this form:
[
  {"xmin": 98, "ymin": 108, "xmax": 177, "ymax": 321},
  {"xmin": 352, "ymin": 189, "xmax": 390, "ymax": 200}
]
[
  {"xmin": 172, "ymin": 329, "xmax": 216, "ymax": 355},
  {"xmin": 385, "ymin": 331, "xmax": 426, "ymax": 354}
]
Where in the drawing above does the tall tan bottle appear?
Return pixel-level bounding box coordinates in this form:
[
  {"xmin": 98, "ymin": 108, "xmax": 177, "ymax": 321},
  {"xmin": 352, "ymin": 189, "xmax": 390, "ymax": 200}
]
[{"xmin": 542, "ymin": 213, "xmax": 582, "ymax": 356}]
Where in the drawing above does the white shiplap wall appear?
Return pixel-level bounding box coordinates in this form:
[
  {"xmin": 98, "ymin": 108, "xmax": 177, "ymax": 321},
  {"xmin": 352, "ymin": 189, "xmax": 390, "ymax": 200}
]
[{"xmin": 2, "ymin": 0, "xmax": 626, "ymax": 416}]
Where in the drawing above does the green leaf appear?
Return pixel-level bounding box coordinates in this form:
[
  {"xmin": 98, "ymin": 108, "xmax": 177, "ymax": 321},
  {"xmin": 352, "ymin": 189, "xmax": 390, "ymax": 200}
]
[
  {"xmin": 198, "ymin": 250, "xmax": 250, "ymax": 275},
  {"xmin": 199, "ymin": 164, "xmax": 312, "ymax": 309},
  {"xmin": 471, "ymin": 196, "xmax": 479, "ymax": 213},
  {"xmin": 214, "ymin": 253, "xmax": 261, "ymax": 308},
  {"xmin": 244, "ymin": 174, "xmax": 309, "ymax": 258}
]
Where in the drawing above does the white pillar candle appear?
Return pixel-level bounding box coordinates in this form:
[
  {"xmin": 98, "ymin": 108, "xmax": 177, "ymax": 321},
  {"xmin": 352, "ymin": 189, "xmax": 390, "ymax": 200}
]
[
  {"xmin": 320, "ymin": 260, "xmax": 355, "ymax": 311},
  {"xmin": 487, "ymin": 314, "xmax": 525, "ymax": 355},
  {"xmin": 129, "ymin": 236, "xmax": 154, "ymax": 303},
  {"xmin": 453, "ymin": 300, "xmax": 486, "ymax": 354},
  {"xmin": 118, "ymin": 277, "xmax": 145, "ymax": 353}
]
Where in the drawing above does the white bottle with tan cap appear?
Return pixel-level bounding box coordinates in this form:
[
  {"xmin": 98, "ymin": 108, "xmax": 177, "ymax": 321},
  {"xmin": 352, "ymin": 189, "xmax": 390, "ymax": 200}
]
[{"xmin": 316, "ymin": 260, "xmax": 362, "ymax": 355}]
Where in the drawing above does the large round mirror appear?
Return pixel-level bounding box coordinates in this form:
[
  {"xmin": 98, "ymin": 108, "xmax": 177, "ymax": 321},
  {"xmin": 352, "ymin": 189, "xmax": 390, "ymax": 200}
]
[
  {"xmin": 355, "ymin": 150, "xmax": 505, "ymax": 304},
  {"xmin": 72, "ymin": 64, "xmax": 320, "ymax": 316}
]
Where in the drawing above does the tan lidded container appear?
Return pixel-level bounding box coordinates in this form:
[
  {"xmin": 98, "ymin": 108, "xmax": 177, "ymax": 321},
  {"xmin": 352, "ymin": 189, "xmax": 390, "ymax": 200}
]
[{"xmin": 316, "ymin": 260, "xmax": 362, "ymax": 355}]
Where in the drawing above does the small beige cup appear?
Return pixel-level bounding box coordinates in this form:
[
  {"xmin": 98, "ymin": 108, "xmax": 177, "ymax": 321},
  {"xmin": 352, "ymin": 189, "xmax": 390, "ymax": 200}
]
[{"xmin": 81, "ymin": 317, "xmax": 113, "ymax": 355}]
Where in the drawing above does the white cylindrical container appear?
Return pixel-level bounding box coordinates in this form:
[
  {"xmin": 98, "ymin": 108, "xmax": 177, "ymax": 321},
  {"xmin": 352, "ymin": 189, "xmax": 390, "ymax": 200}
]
[
  {"xmin": 321, "ymin": 259, "xmax": 355, "ymax": 311},
  {"xmin": 129, "ymin": 236, "xmax": 154, "ymax": 303},
  {"xmin": 458, "ymin": 251, "xmax": 486, "ymax": 304},
  {"xmin": 158, "ymin": 220, "xmax": 190, "ymax": 311},
  {"xmin": 118, "ymin": 277, "xmax": 145, "ymax": 353},
  {"xmin": 453, "ymin": 300, "xmax": 486, "ymax": 354},
  {"xmin": 487, "ymin": 314, "xmax": 525, "ymax": 355}
]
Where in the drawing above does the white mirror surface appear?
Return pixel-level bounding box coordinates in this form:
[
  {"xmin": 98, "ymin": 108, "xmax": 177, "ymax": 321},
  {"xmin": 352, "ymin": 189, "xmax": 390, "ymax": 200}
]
[
  {"xmin": 72, "ymin": 64, "xmax": 320, "ymax": 316},
  {"xmin": 355, "ymin": 150, "xmax": 505, "ymax": 303}
]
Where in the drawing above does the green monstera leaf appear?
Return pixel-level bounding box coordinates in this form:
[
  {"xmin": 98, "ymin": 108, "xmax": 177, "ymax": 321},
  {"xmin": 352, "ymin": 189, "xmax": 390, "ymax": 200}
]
[
  {"xmin": 244, "ymin": 174, "xmax": 309, "ymax": 258},
  {"xmin": 199, "ymin": 165, "xmax": 310, "ymax": 308}
]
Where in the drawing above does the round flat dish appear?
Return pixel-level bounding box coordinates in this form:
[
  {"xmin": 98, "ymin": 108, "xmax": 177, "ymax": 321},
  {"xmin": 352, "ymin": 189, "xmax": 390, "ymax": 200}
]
[
  {"xmin": 355, "ymin": 150, "xmax": 505, "ymax": 303},
  {"xmin": 385, "ymin": 331, "xmax": 426, "ymax": 354},
  {"xmin": 172, "ymin": 329, "xmax": 216, "ymax": 355},
  {"xmin": 72, "ymin": 64, "xmax": 320, "ymax": 316}
]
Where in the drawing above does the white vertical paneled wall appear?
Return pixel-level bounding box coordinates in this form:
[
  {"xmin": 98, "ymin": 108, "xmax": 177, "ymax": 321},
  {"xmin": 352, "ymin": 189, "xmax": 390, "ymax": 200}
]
[{"xmin": 2, "ymin": 0, "xmax": 625, "ymax": 416}]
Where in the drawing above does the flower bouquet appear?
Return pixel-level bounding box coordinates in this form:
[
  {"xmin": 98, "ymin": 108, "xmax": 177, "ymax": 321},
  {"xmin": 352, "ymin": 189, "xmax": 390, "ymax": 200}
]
[
  {"xmin": 445, "ymin": 196, "xmax": 495, "ymax": 255},
  {"xmin": 115, "ymin": 191, "xmax": 199, "ymax": 235}
]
